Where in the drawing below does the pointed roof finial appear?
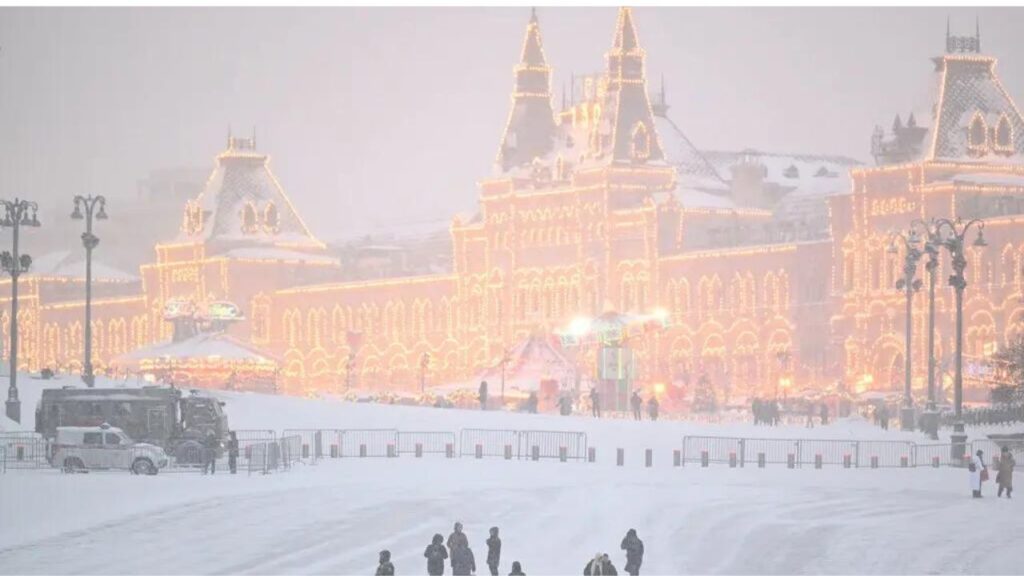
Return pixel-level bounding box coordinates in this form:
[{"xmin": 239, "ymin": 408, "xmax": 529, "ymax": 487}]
[
  {"xmin": 252, "ymin": 125, "xmax": 257, "ymax": 148},
  {"xmin": 227, "ymin": 124, "xmax": 233, "ymax": 148},
  {"xmin": 660, "ymin": 73, "xmax": 666, "ymax": 105},
  {"xmin": 530, "ymin": 6, "xmax": 537, "ymax": 24},
  {"xmin": 976, "ymin": 15, "xmax": 981, "ymax": 51},
  {"xmin": 520, "ymin": 7, "xmax": 546, "ymax": 66},
  {"xmin": 561, "ymin": 81, "xmax": 567, "ymax": 112},
  {"xmin": 613, "ymin": 7, "xmax": 640, "ymax": 53}
]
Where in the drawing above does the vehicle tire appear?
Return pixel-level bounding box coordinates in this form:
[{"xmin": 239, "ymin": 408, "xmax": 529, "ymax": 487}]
[
  {"xmin": 174, "ymin": 440, "xmax": 203, "ymax": 466},
  {"xmin": 63, "ymin": 457, "xmax": 84, "ymax": 473},
  {"xmin": 131, "ymin": 457, "xmax": 156, "ymax": 476}
]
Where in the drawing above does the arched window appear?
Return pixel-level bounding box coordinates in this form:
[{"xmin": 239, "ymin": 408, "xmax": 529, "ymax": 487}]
[
  {"xmin": 241, "ymin": 203, "xmax": 258, "ymax": 234},
  {"xmin": 631, "ymin": 122, "xmax": 651, "ymax": 162},
  {"xmin": 264, "ymin": 202, "xmax": 279, "ymax": 231},
  {"xmin": 969, "ymin": 113, "xmax": 988, "ymax": 155},
  {"xmin": 995, "ymin": 115, "xmax": 1013, "ymax": 153}
]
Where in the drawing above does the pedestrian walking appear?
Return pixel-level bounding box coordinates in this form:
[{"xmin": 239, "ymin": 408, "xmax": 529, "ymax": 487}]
[
  {"xmin": 970, "ymin": 449, "xmax": 989, "ymax": 498},
  {"xmin": 447, "ymin": 522, "xmax": 469, "ymax": 553},
  {"xmin": 486, "ymin": 526, "xmax": 502, "ymax": 576},
  {"xmin": 878, "ymin": 405, "xmax": 890, "ymax": 430},
  {"xmin": 227, "ymin": 431, "xmax": 239, "ymax": 474},
  {"xmin": 424, "ymin": 534, "xmax": 448, "ymax": 576},
  {"xmin": 375, "ymin": 550, "xmax": 395, "ymax": 576},
  {"xmin": 558, "ymin": 394, "xmax": 573, "ymax": 416},
  {"xmin": 805, "ymin": 402, "xmax": 815, "ymax": 428},
  {"xmin": 479, "ymin": 381, "xmax": 489, "ymax": 411},
  {"xmin": 647, "ymin": 396, "xmax": 659, "ymax": 421},
  {"xmin": 590, "ymin": 388, "xmax": 601, "ymax": 419},
  {"xmin": 997, "ymin": 445, "xmax": 1015, "ymax": 499},
  {"xmin": 508, "ymin": 561, "xmax": 525, "ymax": 576},
  {"xmin": 820, "ymin": 403, "xmax": 829, "ymax": 426},
  {"xmin": 620, "ymin": 529, "xmax": 644, "ymax": 576},
  {"xmin": 451, "ymin": 543, "xmax": 476, "ymax": 576},
  {"xmin": 631, "ymin": 391, "xmax": 643, "ymax": 421},
  {"xmin": 202, "ymin": 430, "xmax": 219, "ymax": 475}
]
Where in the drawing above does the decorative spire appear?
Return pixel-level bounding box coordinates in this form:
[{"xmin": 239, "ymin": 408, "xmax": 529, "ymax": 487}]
[
  {"xmin": 604, "ymin": 7, "xmax": 663, "ymax": 163},
  {"xmin": 495, "ymin": 8, "xmax": 557, "ymax": 171}
]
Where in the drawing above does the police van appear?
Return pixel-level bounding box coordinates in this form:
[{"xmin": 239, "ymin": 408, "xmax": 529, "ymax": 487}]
[{"xmin": 52, "ymin": 423, "xmax": 169, "ymax": 475}]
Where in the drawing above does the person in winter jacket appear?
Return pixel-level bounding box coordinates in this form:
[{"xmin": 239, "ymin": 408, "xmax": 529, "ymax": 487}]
[
  {"xmin": 202, "ymin": 430, "xmax": 219, "ymax": 475},
  {"xmin": 584, "ymin": 553, "xmax": 618, "ymax": 575},
  {"xmin": 424, "ymin": 533, "xmax": 448, "ymax": 576},
  {"xmin": 997, "ymin": 445, "xmax": 1015, "ymax": 499},
  {"xmin": 447, "ymin": 522, "xmax": 469, "ymax": 554},
  {"xmin": 647, "ymin": 397, "xmax": 659, "ymax": 421},
  {"xmin": 479, "ymin": 381, "xmax": 489, "ymax": 411},
  {"xmin": 819, "ymin": 403, "xmax": 829, "ymax": 426},
  {"xmin": 508, "ymin": 561, "xmax": 525, "ymax": 576},
  {"xmin": 620, "ymin": 529, "xmax": 644, "ymax": 576},
  {"xmin": 375, "ymin": 550, "xmax": 395, "ymax": 576},
  {"xmin": 590, "ymin": 388, "xmax": 601, "ymax": 418},
  {"xmin": 486, "ymin": 526, "xmax": 502, "ymax": 576},
  {"xmin": 227, "ymin": 431, "xmax": 239, "ymax": 474},
  {"xmin": 969, "ymin": 449, "xmax": 988, "ymax": 498},
  {"xmin": 630, "ymin": 391, "xmax": 643, "ymax": 421},
  {"xmin": 451, "ymin": 544, "xmax": 476, "ymax": 576}
]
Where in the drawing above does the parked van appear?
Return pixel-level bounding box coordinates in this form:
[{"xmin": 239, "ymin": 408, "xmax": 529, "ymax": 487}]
[{"xmin": 52, "ymin": 423, "xmax": 169, "ymax": 475}]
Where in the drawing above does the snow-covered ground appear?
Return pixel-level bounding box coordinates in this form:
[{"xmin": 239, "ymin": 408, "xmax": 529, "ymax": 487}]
[{"xmin": 1, "ymin": 376, "xmax": 1022, "ymax": 575}]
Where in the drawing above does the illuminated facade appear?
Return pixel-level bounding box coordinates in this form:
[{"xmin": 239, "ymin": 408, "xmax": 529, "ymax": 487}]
[{"xmin": 3, "ymin": 10, "xmax": 1021, "ymax": 401}]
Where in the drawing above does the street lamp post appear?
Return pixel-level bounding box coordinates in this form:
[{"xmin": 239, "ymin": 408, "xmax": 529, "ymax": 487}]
[
  {"xmin": 888, "ymin": 229, "xmax": 923, "ymax": 431},
  {"xmin": 499, "ymin": 348, "xmax": 512, "ymax": 404},
  {"xmin": 911, "ymin": 218, "xmax": 943, "ymax": 439},
  {"xmin": 71, "ymin": 195, "xmax": 107, "ymax": 387},
  {"xmin": 933, "ymin": 217, "xmax": 987, "ymax": 460},
  {"xmin": 1, "ymin": 198, "xmax": 41, "ymax": 423}
]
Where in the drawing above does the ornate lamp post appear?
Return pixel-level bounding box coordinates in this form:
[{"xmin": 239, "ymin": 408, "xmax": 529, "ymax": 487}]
[
  {"xmin": 1, "ymin": 198, "xmax": 40, "ymax": 423},
  {"xmin": 910, "ymin": 218, "xmax": 943, "ymax": 439},
  {"xmin": 888, "ymin": 229, "xmax": 923, "ymax": 431},
  {"xmin": 933, "ymin": 217, "xmax": 987, "ymax": 459},
  {"xmin": 71, "ymin": 195, "xmax": 107, "ymax": 387}
]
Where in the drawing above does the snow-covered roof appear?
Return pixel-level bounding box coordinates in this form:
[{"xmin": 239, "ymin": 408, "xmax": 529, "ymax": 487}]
[
  {"xmin": 952, "ymin": 173, "xmax": 1024, "ymax": 187},
  {"xmin": 115, "ymin": 332, "xmax": 277, "ymax": 365},
  {"xmin": 26, "ymin": 251, "xmax": 137, "ymax": 282},
  {"xmin": 654, "ymin": 116, "xmax": 728, "ymax": 193},
  {"xmin": 703, "ymin": 149, "xmax": 858, "ymax": 198},
  {"xmin": 330, "ymin": 217, "xmax": 453, "ymax": 245},
  {"xmin": 221, "ymin": 247, "xmax": 339, "ymax": 265},
  {"xmin": 181, "ymin": 137, "xmax": 324, "ymax": 252},
  {"xmin": 929, "ymin": 54, "xmax": 1024, "ymax": 162},
  {"xmin": 472, "ymin": 335, "xmax": 576, "ymax": 392},
  {"xmin": 675, "ymin": 187, "xmax": 736, "ymax": 210}
]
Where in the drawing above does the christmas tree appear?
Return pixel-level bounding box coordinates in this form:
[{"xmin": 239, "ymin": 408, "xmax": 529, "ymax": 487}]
[{"xmin": 692, "ymin": 373, "xmax": 718, "ymax": 412}]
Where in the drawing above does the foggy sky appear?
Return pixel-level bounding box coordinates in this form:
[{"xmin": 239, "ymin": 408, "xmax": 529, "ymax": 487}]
[{"xmin": 2, "ymin": 7, "xmax": 1024, "ymax": 247}]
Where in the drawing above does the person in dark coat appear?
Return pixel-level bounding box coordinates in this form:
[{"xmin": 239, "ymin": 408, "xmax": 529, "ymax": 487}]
[
  {"xmin": 447, "ymin": 522, "xmax": 468, "ymax": 555},
  {"xmin": 508, "ymin": 561, "xmax": 525, "ymax": 576},
  {"xmin": 227, "ymin": 431, "xmax": 239, "ymax": 474},
  {"xmin": 647, "ymin": 397, "xmax": 659, "ymax": 421},
  {"xmin": 630, "ymin": 391, "xmax": 643, "ymax": 421},
  {"xmin": 997, "ymin": 445, "xmax": 1015, "ymax": 499},
  {"xmin": 424, "ymin": 533, "xmax": 448, "ymax": 576},
  {"xmin": 620, "ymin": 529, "xmax": 644, "ymax": 576},
  {"xmin": 590, "ymin": 388, "xmax": 601, "ymax": 418},
  {"xmin": 486, "ymin": 526, "xmax": 502, "ymax": 576},
  {"xmin": 479, "ymin": 381, "xmax": 489, "ymax": 411},
  {"xmin": 202, "ymin": 431, "xmax": 219, "ymax": 475},
  {"xmin": 819, "ymin": 403, "xmax": 829, "ymax": 426},
  {"xmin": 558, "ymin": 395, "xmax": 573, "ymax": 416},
  {"xmin": 375, "ymin": 550, "xmax": 395, "ymax": 576},
  {"xmin": 451, "ymin": 544, "xmax": 476, "ymax": 576}
]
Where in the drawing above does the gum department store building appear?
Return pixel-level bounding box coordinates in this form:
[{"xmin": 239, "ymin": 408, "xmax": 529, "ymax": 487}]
[{"xmin": 2, "ymin": 9, "xmax": 1023, "ymax": 402}]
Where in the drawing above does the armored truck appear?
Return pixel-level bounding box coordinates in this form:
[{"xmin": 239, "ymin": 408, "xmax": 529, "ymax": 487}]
[{"xmin": 35, "ymin": 386, "xmax": 230, "ymax": 463}]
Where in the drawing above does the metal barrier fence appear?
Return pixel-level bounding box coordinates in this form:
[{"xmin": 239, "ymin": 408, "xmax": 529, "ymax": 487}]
[
  {"xmin": 398, "ymin": 431, "xmax": 456, "ymax": 456},
  {"xmin": 519, "ymin": 430, "xmax": 588, "ymax": 460},
  {"xmin": 279, "ymin": 435, "xmax": 301, "ymax": 468},
  {"xmin": 0, "ymin": 432, "xmax": 51, "ymax": 470},
  {"xmin": 683, "ymin": 436, "xmax": 918, "ymax": 468},
  {"xmin": 460, "ymin": 429, "xmax": 519, "ymax": 458},
  {"xmin": 340, "ymin": 429, "xmax": 399, "ymax": 458}
]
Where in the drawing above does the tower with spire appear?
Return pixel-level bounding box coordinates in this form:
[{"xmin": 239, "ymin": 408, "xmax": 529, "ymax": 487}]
[
  {"xmin": 603, "ymin": 7, "xmax": 664, "ymax": 163},
  {"xmin": 495, "ymin": 8, "xmax": 557, "ymax": 172}
]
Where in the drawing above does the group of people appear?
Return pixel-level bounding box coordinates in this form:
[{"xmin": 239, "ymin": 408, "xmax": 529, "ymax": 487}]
[
  {"xmin": 750, "ymin": 398, "xmax": 781, "ymax": 426},
  {"xmin": 418, "ymin": 523, "xmax": 514, "ymax": 576},
  {"xmin": 374, "ymin": 525, "xmax": 646, "ymax": 576},
  {"xmin": 629, "ymin": 391, "xmax": 659, "ymax": 421},
  {"xmin": 968, "ymin": 446, "xmax": 1016, "ymax": 499}
]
